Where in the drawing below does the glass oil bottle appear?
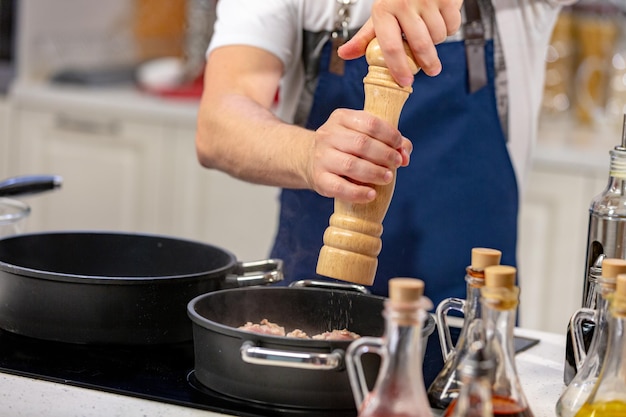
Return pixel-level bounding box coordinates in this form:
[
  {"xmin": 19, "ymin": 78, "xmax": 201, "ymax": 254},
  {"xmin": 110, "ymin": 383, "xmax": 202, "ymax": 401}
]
[
  {"xmin": 446, "ymin": 341, "xmax": 495, "ymax": 417},
  {"xmin": 583, "ymin": 114, "xmax": 626, "ymax": 305},
  {"xmin": 444, "ymin": 265, "xmax": 533, "ymax": 417},
  {"xmin": 428, "ymin": 247, "xmax": 502, "ymax": 409},
  {"xmin": 574, "ymin": 273, "xmax": 626, "ymax": 416},
  {"xmin": 568, "ymin": 114, "xmax": 626, "ymax": 384},
  {"xmin": 557, "ymin": 257, "xmax": 626, "ymax": 416},
  {"xmin": 345, "ymin": 277, "xmax": 434, "ymax": 417}
]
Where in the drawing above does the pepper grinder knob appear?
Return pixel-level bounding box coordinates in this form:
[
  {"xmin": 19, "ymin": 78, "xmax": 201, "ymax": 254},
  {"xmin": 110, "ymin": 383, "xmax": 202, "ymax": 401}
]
[{"xmin": 315, "ymin": 38, "xmax": 418, "ymax": 286}]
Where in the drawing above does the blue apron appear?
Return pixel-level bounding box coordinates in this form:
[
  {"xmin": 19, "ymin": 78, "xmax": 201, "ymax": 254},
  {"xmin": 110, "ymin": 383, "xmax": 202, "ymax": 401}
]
[{"xmin": 270, "ymin": 35, "xmax": 518, "ymax": 306}]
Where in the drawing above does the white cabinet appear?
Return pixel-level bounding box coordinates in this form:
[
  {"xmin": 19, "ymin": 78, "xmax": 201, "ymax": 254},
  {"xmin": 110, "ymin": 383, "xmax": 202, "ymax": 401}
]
[
  {"xmin": 517, "ymin": 164, "xmax": 607, "ymax": 332},
  {"xmin": 517, "ymin": 118, "xmax": 617, "ymax": 333},
  {"xmin": 166, "ymin": 125, "xmax": 280, "ymax": 260},
  {"xmin": 8, "ymin": 84, "xmax": 280, "ymax": 262},
  {"xmin": 12, "ymin": 108, "xmax": 175, "ymax": 234}
]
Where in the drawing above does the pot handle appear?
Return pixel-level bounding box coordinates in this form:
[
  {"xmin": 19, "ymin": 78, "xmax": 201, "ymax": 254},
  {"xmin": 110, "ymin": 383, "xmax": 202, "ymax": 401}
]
[
  {"xmin": 226, "ymin": 259, "xmax": 284, "ymax": 287},
  {"xmin": 0, "ymin": 174, "xmax": 63, "ymax": 197},
  {"xmin": 289, "ymin": 279, "xmax": 369, "ymax": 294},
  {"xmin": 240, "ymin": 340, "xmax": 344, "ymax": 371}
]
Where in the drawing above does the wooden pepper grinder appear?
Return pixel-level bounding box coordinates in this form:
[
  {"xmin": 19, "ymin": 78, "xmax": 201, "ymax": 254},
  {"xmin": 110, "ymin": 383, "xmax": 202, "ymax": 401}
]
[{"xmin": 316, "ymin": 38, "xmax": 418, "ymax": 286}]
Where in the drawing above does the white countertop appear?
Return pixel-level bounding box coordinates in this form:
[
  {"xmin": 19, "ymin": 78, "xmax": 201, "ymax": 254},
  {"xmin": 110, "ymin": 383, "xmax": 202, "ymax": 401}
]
[{"xmin": 0, "ymin": 327, "xmax": 566, "ymax": 417}]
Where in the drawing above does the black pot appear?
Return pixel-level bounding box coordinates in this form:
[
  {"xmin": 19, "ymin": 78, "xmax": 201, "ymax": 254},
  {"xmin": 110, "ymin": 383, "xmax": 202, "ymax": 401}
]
[
  {"xmin": 0, "ymin": 231, "xmax": 282, "ymax": 345},
  {"xmin": 187, "ymin": 286, "xmax": 435, "ymax": 410}
]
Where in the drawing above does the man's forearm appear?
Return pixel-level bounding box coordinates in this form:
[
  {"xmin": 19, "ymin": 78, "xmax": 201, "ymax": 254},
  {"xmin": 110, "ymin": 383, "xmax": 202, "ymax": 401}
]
[{"xmin": 196, "ymin": 92, "xmax": 314, "ymax": 190}]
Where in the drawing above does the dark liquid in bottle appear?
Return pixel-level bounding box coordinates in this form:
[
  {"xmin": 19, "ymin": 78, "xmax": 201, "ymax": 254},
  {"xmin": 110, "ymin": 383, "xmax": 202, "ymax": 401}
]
[
  {"xmin": 428, "ymin": 391, "xmax": 456, "ymax": 410},
  {"xmin": 443, "ymin": 395, "xmax": 533, "ymax": 417},
  {"xmin": 492, "ymin": 396, "xmax": 533, "ymax": 417},
  {"xmin": 563, "ymin": 319, "xmax": 595, "ymax": 384}
]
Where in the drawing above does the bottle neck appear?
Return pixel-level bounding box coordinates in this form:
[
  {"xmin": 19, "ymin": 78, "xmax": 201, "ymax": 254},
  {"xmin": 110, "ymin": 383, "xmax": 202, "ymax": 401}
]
[
  {"xmin": 456, "ymin": 270, "xmax": 485, "ymax": 347},
  {"xmin": 481, "ymin": 292, "xmax": 530, "ymax": 409},
  {"xmin": 591, "ymin": 278, "xmax": 616, "ymax": 340},
  {"xmin": 607, "ymin": 149, "xmax": 626, "ymax": 191},
  {"xmin": 450, "ymin": 374, "xmax": 493, "ymax": 417},
  {"xmin": 609, "ymin": 148, "xmax": 626, "ymax": 177},
  {"xmin": 585, "ymin": 276, "xmax": 600, "ymax": 309},
  {"xmin": 378, "ymin": 306, "xmax": 425, "ymax": 385},
  {"xmin": 465, "ymin": 269, "xmax": 484, "ymax": 321},
  {"xmin": 361, "ymin": 302, "xmax": 430, "ymax": 415}
]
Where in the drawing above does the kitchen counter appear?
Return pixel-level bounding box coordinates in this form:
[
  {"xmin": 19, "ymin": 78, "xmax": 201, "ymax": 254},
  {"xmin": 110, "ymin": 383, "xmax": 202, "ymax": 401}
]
[
  {"xmin": 0, "ymin": 326, "xmax": 566, "ymax": 417},
  {"xmin": 8, "ymin": 80, "xmax": 200, "ymax": 126}
]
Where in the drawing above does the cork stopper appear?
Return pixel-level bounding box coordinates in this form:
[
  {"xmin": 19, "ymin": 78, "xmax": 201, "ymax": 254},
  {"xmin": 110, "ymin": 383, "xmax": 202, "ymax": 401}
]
[
  {"xmin": 388, "ymin": 277, "xmax": 425, "ymax": 303},
  {"xmin": 471, "ymin": 248, "xmax": 502, "ymax": 271},
  {"xmin": 481, "ymin": 265, "xmax": 518, "ymax": 310},
  {"xmin": 601, "ymin": 258, "xmax": 626, "ymax": 279},
  {"xmin": 484, "ymin": 265, "xmax": 516, "ymax": 289},
  {"xmin": 600, "ymin": 258, "xmax": 626, "ymax": 290},
  {"xmin": 617, "ymin": 273, "xmax": 626, "ymax": 297},
  {"xmin": 613, "ymin": 273, "xmax": 626, "ymax": 316}
]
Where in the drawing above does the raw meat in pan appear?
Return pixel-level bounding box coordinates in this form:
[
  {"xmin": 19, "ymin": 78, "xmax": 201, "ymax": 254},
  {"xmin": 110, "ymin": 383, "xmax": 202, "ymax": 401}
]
[
  {"xmin": 239, "ymin": 319, "xmax": 285, "ymax": 336},
  {"xmin": 239, "ymin": 319, "xmax": 360, "ymax": 340}
]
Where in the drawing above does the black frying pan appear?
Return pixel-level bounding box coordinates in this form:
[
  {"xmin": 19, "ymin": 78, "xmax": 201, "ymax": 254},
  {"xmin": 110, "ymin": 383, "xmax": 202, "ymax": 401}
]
[
  {"xmin": 187, "ymin": 286, "xmax": 435, "ymax": 410},
  {"xmin": 0, "ymin": 231, "xmax": 282, "ymax": 345}
]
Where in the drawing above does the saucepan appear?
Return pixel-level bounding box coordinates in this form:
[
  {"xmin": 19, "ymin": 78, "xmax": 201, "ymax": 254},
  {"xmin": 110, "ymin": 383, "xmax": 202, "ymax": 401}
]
[
  {"xmin": 0, "ymin": 231, "xmax": 283, "ymax": 345},
  {"xmin": 187, "ymin": 284, "xmax": 436, "ymax": 410}
]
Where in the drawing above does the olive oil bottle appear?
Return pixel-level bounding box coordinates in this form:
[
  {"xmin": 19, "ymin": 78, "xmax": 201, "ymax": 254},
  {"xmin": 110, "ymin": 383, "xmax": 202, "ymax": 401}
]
[{"xmin": 574, "ymin": 273, "xmax": 626, "ymax": 417}]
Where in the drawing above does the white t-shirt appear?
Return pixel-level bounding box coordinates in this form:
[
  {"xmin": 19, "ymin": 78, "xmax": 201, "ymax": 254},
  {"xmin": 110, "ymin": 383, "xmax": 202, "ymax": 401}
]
[{"xmin": 208, "ymin": 0, "xmax": 570, "ymax": 190}]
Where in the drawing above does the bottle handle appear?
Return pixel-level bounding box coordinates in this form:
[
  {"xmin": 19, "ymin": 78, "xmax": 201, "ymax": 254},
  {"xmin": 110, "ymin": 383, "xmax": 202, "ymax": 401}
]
[
  {"xmin": 345, "ymin": 336, "xmax": 384, "ymax": 408},
  {"xmin": 569, "ymin": 307, "xmax": 596, "ymax": 369},
  {"xmin": 435, "ymin": 297, "xmax": 466, "ymax": 360}
]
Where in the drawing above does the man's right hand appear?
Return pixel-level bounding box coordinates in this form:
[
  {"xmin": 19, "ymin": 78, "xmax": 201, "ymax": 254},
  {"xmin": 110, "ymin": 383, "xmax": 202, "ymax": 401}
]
[{"xmin": 307, "ymin": 108, "xmax": 412, "ymax": 203}]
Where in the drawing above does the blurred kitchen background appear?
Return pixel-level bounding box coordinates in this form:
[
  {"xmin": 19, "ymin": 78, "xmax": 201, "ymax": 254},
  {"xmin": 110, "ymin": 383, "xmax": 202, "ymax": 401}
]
[{"xmin": 1, "ymin": 0, "xmax": 625, "ymax": 334}]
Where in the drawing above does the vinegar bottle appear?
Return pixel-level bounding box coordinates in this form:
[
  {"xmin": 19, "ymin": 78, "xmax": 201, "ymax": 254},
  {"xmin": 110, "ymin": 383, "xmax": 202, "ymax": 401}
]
[
  {"xmin": 574, "ymin": 273, "xmax": 626, "ymax": 417},
  {"xmin": 446, "ymin": 341, "xmax": 495, "ymax": 417},
  {"xmin": 444, "ymin": 265, "xmax": 533, "ymax": 417},
  {"xmin": 428, "ymin": 247, "xmax": 502, "ymax": 409},
  {"xmin": 345, "ymin": 277, "xmax": 434, "ymax": 417},
  {"xmin": 557, "ymin": 258, "xmax": 626, "ymax": 416}
]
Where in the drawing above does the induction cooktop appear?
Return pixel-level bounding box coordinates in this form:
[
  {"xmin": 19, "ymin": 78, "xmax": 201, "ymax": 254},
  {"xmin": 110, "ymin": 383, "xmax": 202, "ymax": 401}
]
[{"xmin": 0, "ymin": 324, "xmax": 537, "ymax": 417}]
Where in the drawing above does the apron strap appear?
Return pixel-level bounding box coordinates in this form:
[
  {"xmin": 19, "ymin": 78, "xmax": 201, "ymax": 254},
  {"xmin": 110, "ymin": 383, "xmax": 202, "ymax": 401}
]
[{"xmin": 463, "ymin": 0, "xmax": 488, "ymax": 93}]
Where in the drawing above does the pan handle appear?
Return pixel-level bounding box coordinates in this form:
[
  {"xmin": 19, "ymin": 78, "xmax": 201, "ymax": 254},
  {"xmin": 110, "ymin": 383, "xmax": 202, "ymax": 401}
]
[
  {"xmin": 240, "ymin": 340, "xmax": 344, "ymax": 371},
  {"xmin": 226, "ymin": 259, "xmax": 284, "ymax": 287},
  {"xmin": 0, "ymin": 175, "xmax": 63, "ymax": 197}
]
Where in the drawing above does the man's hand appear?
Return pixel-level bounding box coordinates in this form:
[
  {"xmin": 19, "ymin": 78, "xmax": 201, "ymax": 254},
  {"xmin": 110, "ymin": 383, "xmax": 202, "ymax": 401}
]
[
  {"xmin": 306, "ymin": 108, "xmax": 413, "ymax": 203},
  {"xmin": 338, "ymin": 0, "xmax": 463, "ymax": 86}
]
